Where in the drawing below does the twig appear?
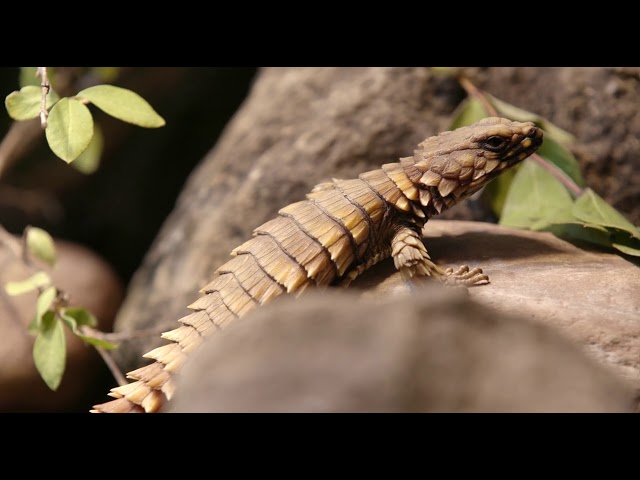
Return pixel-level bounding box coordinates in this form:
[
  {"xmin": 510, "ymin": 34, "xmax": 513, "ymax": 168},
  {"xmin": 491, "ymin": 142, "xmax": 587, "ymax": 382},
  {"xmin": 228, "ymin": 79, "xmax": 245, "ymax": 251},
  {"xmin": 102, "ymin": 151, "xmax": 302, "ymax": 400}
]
[
  {"xmin": 458, "ymin": 76, "xmax": 497, "ymax": 116},
  {"xmin": 81, "ymin": 324, "xmax": 167, "ymax": 342},
  {"xmin": 457, "ymin": 74, "xmax": 585, "ymax": 198},
  {"xmin": 530, "ymin": 153, "xmax": 583, "ymax": 197},
  {"xmin": 36, "ymin": 67, "xmax": 50, "ymax": 129},
  {"xmin": 80, "ymin": 323, "xmax": 168, "ymax": 387},
  {"xmin": 95, "ymin": 346, "xmax": 127, "ymax": 386}
]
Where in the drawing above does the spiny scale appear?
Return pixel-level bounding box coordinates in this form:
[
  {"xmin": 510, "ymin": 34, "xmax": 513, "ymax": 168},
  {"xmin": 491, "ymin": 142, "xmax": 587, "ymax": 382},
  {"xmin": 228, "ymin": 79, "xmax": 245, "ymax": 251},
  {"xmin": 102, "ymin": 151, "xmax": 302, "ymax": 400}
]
[{"xmin": 91, "ymin": 117, "xmax": 542, "ymax": 413}]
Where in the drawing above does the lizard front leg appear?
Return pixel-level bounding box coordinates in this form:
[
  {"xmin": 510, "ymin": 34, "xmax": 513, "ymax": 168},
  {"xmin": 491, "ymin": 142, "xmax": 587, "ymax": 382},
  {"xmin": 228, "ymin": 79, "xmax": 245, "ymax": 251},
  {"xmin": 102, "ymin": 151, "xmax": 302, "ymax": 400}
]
[{"xmin": 391, "ymin": 226, "xmax": 488, "ymax": 287}]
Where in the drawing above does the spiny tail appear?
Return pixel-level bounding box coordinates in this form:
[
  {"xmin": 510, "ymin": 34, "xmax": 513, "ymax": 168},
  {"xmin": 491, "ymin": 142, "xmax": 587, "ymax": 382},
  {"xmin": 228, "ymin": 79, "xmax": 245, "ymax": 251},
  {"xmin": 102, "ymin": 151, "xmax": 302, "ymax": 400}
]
[
  {"xmin": 91, "ymin": 196, "xmax": 360, "ymax": 412},
  {"xmin": 91, "ymin": 156, "xmax": 423, "ymax": 413}
]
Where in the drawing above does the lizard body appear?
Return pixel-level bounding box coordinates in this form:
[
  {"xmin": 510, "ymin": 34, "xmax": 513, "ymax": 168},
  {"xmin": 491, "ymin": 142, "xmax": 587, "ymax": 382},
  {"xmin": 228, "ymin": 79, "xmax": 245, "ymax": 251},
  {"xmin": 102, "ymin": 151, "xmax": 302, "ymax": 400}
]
[{"xmin": 92, "ymin": 117, "xmax": 543, "ymax": 413}]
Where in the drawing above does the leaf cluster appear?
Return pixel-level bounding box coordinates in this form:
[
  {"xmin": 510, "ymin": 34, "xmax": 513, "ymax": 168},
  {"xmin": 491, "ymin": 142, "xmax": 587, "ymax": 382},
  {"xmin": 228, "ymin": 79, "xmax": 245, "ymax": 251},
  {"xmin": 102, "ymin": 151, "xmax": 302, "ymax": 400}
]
[
  {"xmin": 5, "ymin": 67, "xmax": 165, "ymax": 172},
  {"xmin": 4, "ymin": 228, "xmax": 116, "ymax": 390},
  {"xmin": 450, "ymin": 94, "xmax": 640, "ymax": 257}
]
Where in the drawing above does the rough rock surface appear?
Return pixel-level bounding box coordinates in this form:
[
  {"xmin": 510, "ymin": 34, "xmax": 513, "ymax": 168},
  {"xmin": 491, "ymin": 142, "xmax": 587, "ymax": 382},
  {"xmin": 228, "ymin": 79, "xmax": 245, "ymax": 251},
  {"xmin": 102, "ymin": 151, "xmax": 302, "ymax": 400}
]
[
  {"xmin": 0, "ymin": 237, "xmax": 124, "ymax": 412},
  {"xmin": 354, "ymin": 220, "xmax": 640, "ymax": 400},
  {"xmin": 170, "ymin": 288, "xmax": 633, "ymax": 413}
]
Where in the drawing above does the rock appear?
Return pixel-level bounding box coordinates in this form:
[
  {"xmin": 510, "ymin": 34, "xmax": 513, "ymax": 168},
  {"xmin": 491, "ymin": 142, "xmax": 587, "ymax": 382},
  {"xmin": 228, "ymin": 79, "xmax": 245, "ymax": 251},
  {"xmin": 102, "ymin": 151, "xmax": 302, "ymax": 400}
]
[
  {"xmin": 352, "ymin": 220, "xmax": 640, "ymax": 399},
  {"xmin": 0, "ymin": 237, "xmax": 124, "ymax": 412},
  {"xmin": 170, "ymin": 288, "xmax": 633, "ymax": 413}
]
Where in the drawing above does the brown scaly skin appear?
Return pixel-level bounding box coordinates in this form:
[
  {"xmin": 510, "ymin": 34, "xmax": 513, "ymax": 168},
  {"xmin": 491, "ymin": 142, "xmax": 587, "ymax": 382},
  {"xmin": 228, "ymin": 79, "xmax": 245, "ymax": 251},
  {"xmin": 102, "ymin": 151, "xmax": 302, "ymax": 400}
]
[{"xmin": 92, "ymin": 117, "xmax": 543, "ymax": 413}]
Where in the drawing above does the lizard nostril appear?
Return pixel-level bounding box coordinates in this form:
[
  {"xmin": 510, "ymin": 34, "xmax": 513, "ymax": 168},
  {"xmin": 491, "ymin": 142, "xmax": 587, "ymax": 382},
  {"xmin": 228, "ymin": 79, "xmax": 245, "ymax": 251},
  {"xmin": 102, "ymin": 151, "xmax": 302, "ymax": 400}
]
[{"xmin": 529, "ymin": 126, "xmax": 541, "ymax": 138}]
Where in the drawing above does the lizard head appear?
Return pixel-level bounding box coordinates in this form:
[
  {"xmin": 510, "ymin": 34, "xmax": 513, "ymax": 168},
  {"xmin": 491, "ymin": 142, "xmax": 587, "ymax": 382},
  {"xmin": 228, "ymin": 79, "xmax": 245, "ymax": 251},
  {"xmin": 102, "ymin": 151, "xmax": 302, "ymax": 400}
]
[{"xmin": 414, "ymin": 117, "xmax": 543, "ymax": 213}]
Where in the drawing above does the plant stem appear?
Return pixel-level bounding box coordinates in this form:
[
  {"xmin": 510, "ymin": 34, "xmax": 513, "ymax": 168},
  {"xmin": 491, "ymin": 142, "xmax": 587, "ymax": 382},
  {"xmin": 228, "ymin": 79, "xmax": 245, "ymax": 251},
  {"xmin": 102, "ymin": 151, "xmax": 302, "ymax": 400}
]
[
  {"xmin": 95, "ymin": 346, "xmax": 127, "ymax": 386},
  {"xmin": 81, "ymin": 324, "xmax": 167, "ymax": 342},
  {"xmin": 530, "ymin": 153, "xmax": 583, "ymax": 197},
  {"xmin": 458, "ymin": 76, "xmax": 497, "ymax": 116},
  {"xmin": 36, "ymin": 67, "xmax": 50, "ymax": 129}
]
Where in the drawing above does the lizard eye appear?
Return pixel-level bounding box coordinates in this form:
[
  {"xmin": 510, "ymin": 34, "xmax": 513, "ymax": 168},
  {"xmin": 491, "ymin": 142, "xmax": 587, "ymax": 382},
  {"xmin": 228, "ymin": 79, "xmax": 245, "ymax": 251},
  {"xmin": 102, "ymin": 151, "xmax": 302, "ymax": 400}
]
[{"xmin": 483, "ymin": 136, "xmax": 507, "ymax": 151}]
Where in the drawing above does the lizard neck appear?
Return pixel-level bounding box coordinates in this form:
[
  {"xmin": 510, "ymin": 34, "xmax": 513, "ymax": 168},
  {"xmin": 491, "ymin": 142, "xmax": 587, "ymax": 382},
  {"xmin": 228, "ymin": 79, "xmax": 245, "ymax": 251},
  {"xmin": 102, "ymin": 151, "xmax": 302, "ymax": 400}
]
[{"xmin": 396, "ymin": 156, "xmax": 453, "ymax": 220}]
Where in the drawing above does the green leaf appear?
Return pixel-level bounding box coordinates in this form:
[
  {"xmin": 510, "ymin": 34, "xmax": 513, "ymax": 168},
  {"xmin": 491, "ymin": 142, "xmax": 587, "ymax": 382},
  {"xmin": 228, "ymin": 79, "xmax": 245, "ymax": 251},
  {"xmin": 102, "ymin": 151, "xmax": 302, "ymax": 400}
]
[
  {"xmin": 536, "ymin": 136, "xmax": 585, "ymax": 187},
  {"xmin": 449, "ymin": 97, "xmax": 488, "ymax": 130},
  {"xmin": 572, "ymin": 189, "xmax": 640, "ymax": 237},
  {"xmin": 71, "ymin": 123, "xmax": 103, "ymax": 174},
  {"xmin": 36, "ymin": 286, "xmax": 57, "ymax": 329},
  {"xmin": 546, "ymin": 223, "xmax": 614, "ymax": 249},
  {"xmin": 76, "ymin": 85, "xmax": 165, "ymax": 128},
  {"xmin": 27, "ymin": 316, "xmax": 39, "ymax": 335},
  {"xmin": 63, "ymin": 307, "xmax": 98, "ymax": 328},
  {"xmin": 26, "ymin": 227, "xmax": 57, "ymax": 266},
  {"xmin": 487, "ymin": 94, "xmax": 575, "ymax": 145},
  {"xmin": 5, "ymin": 85, "xmax": 60, "ymax": 121},
  {"xmin": 5, "ymin": 271, "xmax": 51, "ymax": 296},
  {"xmin": 611, "ymin": 235, "xmax": 640, "ymax": 257},
  {"xmin": 33, "ymin": 311, "xmax": 66, "ymax": 391},
  {"xmin": 19, "ymin": 67, "xmax": 39, "ymax": 88},
  {"xmin": 60, "ymin": 312, "xmax": 77, "ymax": 332},
  {"xmin": 77, "ymin": 334, "xmax": 118, "ymax": 350},
  {"xmin": 499, "ymin": 160, "xmax": 574, "ymax": 230},
  {"xmin": 45, "ymin": 98, "xmax": 94, "ymax": 163}
]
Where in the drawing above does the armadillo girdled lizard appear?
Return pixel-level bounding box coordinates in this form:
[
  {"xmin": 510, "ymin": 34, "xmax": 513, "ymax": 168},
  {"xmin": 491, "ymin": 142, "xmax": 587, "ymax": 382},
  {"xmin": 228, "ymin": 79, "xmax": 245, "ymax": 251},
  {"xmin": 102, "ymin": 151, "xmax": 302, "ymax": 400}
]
[{"xmin": 92, "ymin": 117, "xmax": 543, "ymax": 413}]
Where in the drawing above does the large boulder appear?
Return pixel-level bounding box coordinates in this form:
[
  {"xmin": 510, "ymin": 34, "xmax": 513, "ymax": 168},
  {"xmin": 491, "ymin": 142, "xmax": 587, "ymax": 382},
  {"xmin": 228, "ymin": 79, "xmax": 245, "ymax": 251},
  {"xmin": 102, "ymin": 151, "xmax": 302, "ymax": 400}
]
[{"xmin": 170, "ymin": 287, "xmax": 633, "ymax": 413}]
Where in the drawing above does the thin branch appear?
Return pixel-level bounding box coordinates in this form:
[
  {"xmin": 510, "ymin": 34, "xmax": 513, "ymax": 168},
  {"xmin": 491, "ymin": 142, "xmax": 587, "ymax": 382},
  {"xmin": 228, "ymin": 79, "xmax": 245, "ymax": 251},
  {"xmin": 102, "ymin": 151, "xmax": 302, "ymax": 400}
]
[
  {"xmin": 530, "ymin": 153, "xmax": 584, "ymax": 197},
  {"xmin": 94, "ymin": 346, "xmax": 127, "ymax": 386},
  {"xmin": 81, "ymin": 324, "xmax": 167, "ymax": 342},
  {"xmin": 457, "ymin": 74, "xmax": 585, "ymax": 198},
  {"xmin": 79, "ymin": 324, "xmax": 167, "ymax": 387},
  {"xmin": 36, "ymin": 67, "xmax": 50, "ymax": 129},
  {"xmin": 458, "ymin": 76, "xmax": 498, "ymax": 116}
]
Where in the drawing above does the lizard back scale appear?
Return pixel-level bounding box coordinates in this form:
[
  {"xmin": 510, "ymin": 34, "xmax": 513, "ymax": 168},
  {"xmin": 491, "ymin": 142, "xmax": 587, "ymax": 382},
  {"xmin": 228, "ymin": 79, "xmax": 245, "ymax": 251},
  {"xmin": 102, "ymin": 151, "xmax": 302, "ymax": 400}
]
[{"xmin": 92, "ymin": 117, "xmax": 543, "ymax": 413}]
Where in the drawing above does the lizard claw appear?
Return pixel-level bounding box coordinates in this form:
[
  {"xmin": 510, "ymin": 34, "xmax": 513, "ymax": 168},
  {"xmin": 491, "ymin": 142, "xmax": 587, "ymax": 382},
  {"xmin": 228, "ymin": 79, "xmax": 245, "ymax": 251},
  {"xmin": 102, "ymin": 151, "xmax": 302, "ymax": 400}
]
[{"xmin": 442, "ymin": 265, "xmax": 489, "ymax": 287}]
